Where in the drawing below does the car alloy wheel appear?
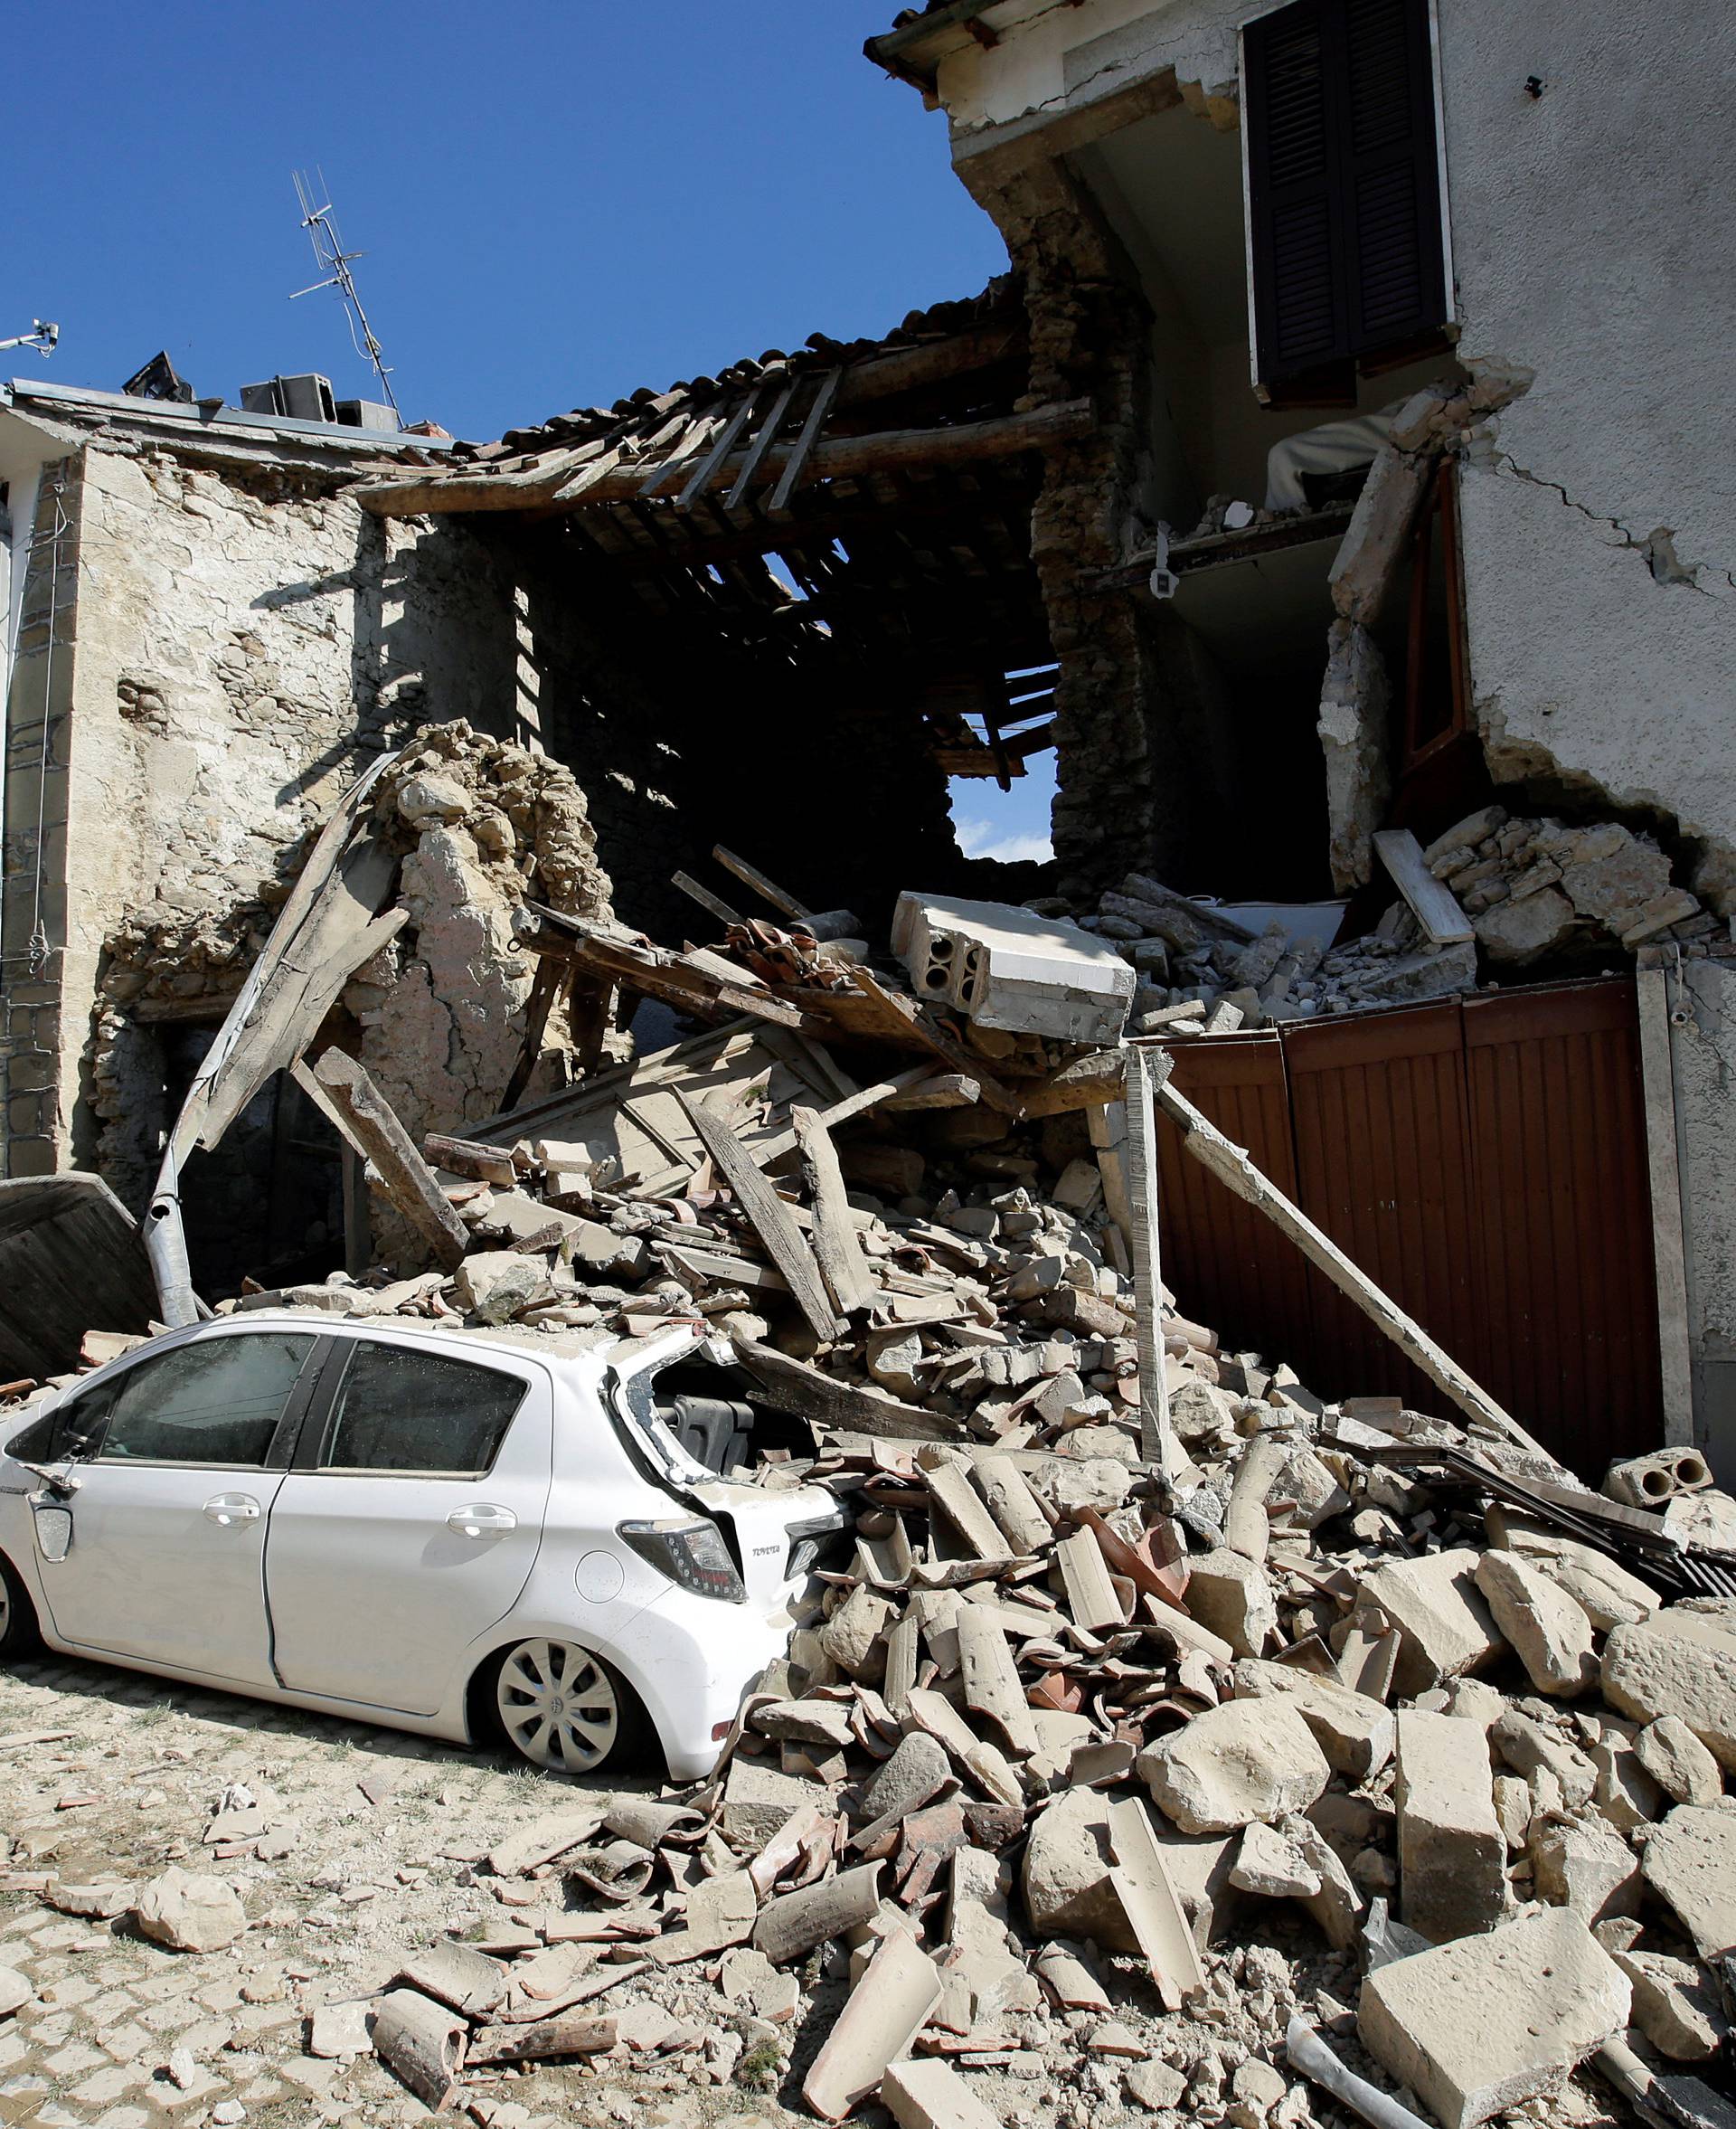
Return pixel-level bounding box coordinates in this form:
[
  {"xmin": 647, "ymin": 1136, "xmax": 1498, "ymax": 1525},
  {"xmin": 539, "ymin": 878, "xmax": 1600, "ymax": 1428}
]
[{"xmin": 495, "ymin": 1638, "xmax": 620, "ymax": 1773}]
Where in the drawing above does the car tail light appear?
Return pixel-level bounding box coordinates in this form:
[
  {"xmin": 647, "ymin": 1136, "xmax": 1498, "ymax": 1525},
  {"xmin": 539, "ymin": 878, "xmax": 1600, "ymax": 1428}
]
[{"xmin": 618, "ymin": 1517, "xmax": 745, "ymax": 1603}]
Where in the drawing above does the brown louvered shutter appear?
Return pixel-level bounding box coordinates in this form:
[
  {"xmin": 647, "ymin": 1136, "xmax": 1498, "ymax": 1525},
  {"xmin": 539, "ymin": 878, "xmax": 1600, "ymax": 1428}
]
[{"xmin": 1246, "ymin": 0, "xmax": 1447, "ymax": 385}]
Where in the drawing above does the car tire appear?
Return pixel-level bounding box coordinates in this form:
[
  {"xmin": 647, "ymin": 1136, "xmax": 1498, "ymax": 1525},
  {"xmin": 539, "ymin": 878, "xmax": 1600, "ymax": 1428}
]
[
  {"xmin": 0, "ymin": 1552, "xmax": 42, "ymax": 1660},
  {"xmin": 488, "ymin": 1638, "xmax": 647, "ymax": 1776}
]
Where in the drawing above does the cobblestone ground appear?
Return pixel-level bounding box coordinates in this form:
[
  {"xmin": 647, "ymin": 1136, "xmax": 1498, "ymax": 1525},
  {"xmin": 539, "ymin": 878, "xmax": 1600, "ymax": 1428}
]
[{"xmin": 0, "ymin": 1650, "xmax": 787, "ymax": 2129}]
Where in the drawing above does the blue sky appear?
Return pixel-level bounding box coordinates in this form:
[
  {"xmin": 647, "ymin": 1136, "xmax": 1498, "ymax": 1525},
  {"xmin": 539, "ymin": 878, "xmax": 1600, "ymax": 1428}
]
[{"xmin": 6, "ymin": 0, "xmax": 1053, "ymax": 856}]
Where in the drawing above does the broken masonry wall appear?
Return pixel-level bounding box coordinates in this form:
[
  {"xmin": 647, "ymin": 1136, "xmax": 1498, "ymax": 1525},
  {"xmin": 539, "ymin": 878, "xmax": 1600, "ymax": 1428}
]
[
  {"xmin": 0, "ymin": 453, "xmax": 80, "ymax": 1181},
  {"xmin": 958, "ymin": 145, "xmax": 1191, "ymax": 905},
  {"xmin": 7, "ymin": 440, "xmax": 532, "ymax": 1238},
  {"xmin": 931, "ymin": 0, "xmax": 1736, "ymax": 913},
  {"xmin": 1440, "ymin": 0, "xmax": 1736, "ymax": 917},
  {"xmin": 354, "ymin": 724, "xmax": 610, "ymax": 1159}
]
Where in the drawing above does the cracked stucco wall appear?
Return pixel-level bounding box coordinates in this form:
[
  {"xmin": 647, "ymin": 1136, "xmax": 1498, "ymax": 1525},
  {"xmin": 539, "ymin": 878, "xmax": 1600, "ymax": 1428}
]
[{"xmin": 1443, "ymin": 0, "xmax": 1736, "ymax": 910}]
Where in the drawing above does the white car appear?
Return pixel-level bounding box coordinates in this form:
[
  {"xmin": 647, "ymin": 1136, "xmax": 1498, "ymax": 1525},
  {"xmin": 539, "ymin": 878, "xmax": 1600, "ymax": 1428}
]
[{"xmin": 0, "ymin": 1311, "xmax": 844, "ymax": 1781}]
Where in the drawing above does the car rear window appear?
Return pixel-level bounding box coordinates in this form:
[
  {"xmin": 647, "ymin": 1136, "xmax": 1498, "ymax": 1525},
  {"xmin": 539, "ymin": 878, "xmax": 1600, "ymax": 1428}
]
[
  {"xmin": 97, "ymin": 1332, "xmax": 316, "ymax": 1466},
  {"xmin": 319, "ymin": 1341, "xmax": 527, "ymax": 1477}
]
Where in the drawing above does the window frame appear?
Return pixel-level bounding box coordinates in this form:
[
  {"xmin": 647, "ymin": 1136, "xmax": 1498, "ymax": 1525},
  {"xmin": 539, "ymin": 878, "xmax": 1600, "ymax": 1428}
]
[
  {"xmin": 288, "ymin": 1331, "xmax": 533, "ymax": 1483},
  {"xmin": 41, "ymin": 1327, "xmax": 329, "ymax": 1473},
  {"xmin": 1239, "ymin": 0, "xmax": 1457, "ymax": 399}
]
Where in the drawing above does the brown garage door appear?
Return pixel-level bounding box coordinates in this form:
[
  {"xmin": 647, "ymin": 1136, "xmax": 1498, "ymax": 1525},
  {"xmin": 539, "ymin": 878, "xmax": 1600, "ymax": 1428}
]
[{"xmin": 1156, "ymin": 977, "xmax": 1659, "ymax": 1477}]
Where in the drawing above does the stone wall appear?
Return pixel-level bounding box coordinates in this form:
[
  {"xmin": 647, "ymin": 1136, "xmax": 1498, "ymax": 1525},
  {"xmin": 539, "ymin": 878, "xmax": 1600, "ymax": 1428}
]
[{"xmin": 0, "ymin": 440, "xmax": 525, "ymax": 1191}]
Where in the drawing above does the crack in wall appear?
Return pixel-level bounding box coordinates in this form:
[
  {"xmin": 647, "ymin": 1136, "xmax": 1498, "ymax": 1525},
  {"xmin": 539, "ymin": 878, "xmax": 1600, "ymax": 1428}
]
[{"xmin": 1494, "ymin": 453, "xmax": 1735, "ymax": 595}]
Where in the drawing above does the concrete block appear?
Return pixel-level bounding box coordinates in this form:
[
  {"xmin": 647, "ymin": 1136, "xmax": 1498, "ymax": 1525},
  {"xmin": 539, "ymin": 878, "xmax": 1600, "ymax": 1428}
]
[{"xmin": 1358, "ymin": 1908, "xmax": 1629, "ymax": 2129}]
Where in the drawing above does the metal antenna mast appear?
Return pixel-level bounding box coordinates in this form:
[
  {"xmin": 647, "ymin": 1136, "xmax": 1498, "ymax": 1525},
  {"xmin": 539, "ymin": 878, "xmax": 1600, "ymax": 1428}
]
[{"xmin": 289, "ymin": 169, "xmax": 401, "ymax": 423}]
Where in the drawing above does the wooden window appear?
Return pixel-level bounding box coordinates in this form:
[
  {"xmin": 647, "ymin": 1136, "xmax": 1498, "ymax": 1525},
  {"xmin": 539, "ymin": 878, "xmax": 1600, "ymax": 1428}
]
[{"xmin": 1245, "ymin": 0, "xmax": 1448, "ymax": 390}]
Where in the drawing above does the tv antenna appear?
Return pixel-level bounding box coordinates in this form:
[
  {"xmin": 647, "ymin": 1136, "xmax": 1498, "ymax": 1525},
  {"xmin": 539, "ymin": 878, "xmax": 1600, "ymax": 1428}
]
[
  {"xmin": 0, "ymin": 321, "xmax": 58, "ymax": 358},
  {"xmin": 289, "ymin": 169, "xmax": 401, "ymax": 423}
]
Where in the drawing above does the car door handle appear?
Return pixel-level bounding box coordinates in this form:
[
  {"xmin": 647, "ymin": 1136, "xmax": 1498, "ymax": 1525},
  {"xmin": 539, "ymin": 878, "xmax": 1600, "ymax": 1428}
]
[
  {"xmin": 203, "ymin": 1493, "xmax": 261, "ymax": 1527},
  {"xmin": 447, "ymin": 1504, "xmax": 517, "ymax": 1538}
]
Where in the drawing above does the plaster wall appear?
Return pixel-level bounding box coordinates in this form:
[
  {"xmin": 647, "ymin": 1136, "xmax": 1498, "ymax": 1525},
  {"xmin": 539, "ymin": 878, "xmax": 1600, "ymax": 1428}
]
[
  {"xmin": 935, "ymin": 0, "xmax": 1736, "ymax": 906},
  {"xmin": 1439, "ymin": 0, "xmax": 1736, "ymax": 908}
]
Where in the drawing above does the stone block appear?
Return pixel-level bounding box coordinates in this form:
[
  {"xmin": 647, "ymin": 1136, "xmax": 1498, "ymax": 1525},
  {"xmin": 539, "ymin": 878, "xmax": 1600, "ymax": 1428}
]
[
  {"xmin": 1600, "ymin": 1604, "xmax": 1736, "ymax": 1768},
  {"xmin": 1184, "ymin": 1552, "xmax": 1277, "ymax": 1659},
  {"xmin": 1614, "ymin": 1950, "xmax": 1727, "ymax": 2061},
  {"xmin": 1138, "ymin": 1697, "xmax": 1330, "ymax": 1837},
  {"xmin": 1358, "ymin": 1908, "xmax": 1629, "ymax": 2129},
  {"xmin": 1527, "ymin": 1816, "xmax": 1639, "ymax": 1924},
  {"xmin": 1474, "ymin": 886, "xmax": 1578, "ymax": 966},
  {"xmin": 1393, "ymin": 1710, "xmax": 1508, "ymax": 1943},
  {"xmin": 1473, "ymin": 1549, "xmax": 1596, "ymax": 1696},
  {"xmin": 1636, "ymin": 1715, "xmax": 1723, "ymax": 1804},
  {"xmin": 1231, "ymin": 1659, "xmax": 1394, "ymax": 1781},
  {"xmin": 1361, "ymin": 1548, "xmax": 1505, "ymax": 1696},
  {"xmin": 1639, "ymin": 1804, "xmax": 1736, "ymax": 1958}
]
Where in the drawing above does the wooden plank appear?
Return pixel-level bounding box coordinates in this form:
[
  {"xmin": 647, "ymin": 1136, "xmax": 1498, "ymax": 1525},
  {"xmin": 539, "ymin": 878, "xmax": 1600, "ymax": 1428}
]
[
  {"xmin": 711, "ymin": 846, "xmax": 811, "ymax": 921},
  {"xmin": 1636, "ymin": 956, "xmax": 1695, "ymax": 1447},
  {"xmin": 678, "ymin": 1093, "xmax": 842, "ymax": 1340},
  {"xmin": 0, "ymin": 1174, "xmax": 156, "ymax": 1378},
  {"xmin": 794, "ymin": 1106, "xmax": 874, "ymax": 1315},
  {"xmin": 725, "ymin": 374, "xmax": 801, "ymax": 510},
  {"xmin": 1373, "ymin": 828, "xmax": 1474, "ymax": 946},
  {"xmin": 768, "ymin": 366, "xmax": 844, "ymax": 514},
  {"xmin": 1154, "ymin": 1077, "xmax": 1556, "ymax": 1462},
  {"xmin": 672, "ymin": 870, "xmax": 748, "ymax": 930},
  {"xmin": 311, "ymin": 1049, "xmax": 470, "ymax": 1272},
  {"xmin": 749, "ymin": 1064, "xmax": 939, "ymax": 1171},
  {"xmin": 1125, "ymin": 1047, "xmax": 1178, "ymax": 1474},
  {"xmin": 729, "ymin": 1337, "xmax": 967, "ymax": 1442},
  {"xmin": 879, "ymin": 1073, "xmax": 979, "ymax": 1112},
  {"xmin": 500, "ymin": 957, "xmax": 566, "ymax": 1112},
  {"xmin": 676, "ymin": 387, "xmax": 764, "ymax": 511},
  {"xmin": 1020, "ymin": 1048, "xmax": 1126, "ymax": 1120}
]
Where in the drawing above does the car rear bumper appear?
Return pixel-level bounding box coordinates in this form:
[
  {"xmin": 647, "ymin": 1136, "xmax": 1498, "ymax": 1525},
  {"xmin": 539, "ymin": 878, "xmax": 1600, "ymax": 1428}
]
[{"xmin": 608, "ymin": 1585, "xmax": 797, "ymax": 1782}]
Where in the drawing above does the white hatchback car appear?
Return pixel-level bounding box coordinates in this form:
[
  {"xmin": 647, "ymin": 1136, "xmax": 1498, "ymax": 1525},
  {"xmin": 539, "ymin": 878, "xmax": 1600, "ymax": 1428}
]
[{"xmin": 0, "ymin": 1311, "xmax": 844, "ymax": 1781}]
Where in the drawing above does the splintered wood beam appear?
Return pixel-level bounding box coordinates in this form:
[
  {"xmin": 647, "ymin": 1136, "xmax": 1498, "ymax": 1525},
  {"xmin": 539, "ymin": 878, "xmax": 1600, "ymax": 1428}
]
[
  {"xmin": 1154, "ymin": 1077, "xmax": 1555, "ymax": 1462},
  {"xmin": 678, "ymin": 1093, "xmax": 844, "ymax": 1341},
  {"xmin": 310, "ymin": 1048, "xmax": 470, "ymax": 1272},
  {"xmin": 845, "ymin": 969, "xmax": 1021, "ymax": 1117},
  {"xmin": 355, "ymin": 399, "xmax": 1095, "ymax": 518},
  {"xmin": 831, "ymin": 320, "xmax": 1025, "ymax": 409},
  {"xmin": 793, "ymin": 1105, "xmax": 874, "ymax": 1316}
]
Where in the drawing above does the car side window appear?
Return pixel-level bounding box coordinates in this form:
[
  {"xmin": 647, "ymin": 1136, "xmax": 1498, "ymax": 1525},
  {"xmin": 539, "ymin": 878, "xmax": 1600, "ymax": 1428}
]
[
  {"xmin": 319, "ymin": 1342, "xmax": 527, "ymax": 1478},
  {"xmin": 97, "ymin": 1334, "xmax": 316, "ymax": 1467},
  {"xmin": 5, "ymin": 1379, "xmax": 118, "ymax": 1465}
]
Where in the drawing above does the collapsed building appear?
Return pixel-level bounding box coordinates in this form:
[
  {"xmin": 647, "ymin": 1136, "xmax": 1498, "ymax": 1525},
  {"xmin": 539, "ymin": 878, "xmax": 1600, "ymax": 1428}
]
[{"xmin": 0, "ymin": 14, "xmax": 1733, "ymax": 1456}]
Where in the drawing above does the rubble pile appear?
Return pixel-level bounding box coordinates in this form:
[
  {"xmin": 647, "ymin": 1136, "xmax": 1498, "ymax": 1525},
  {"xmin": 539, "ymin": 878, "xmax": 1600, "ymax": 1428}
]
[
  {"xmin": 1066, "ymin": 804, "xmax": 1733, "ymax": 1038},
  {"xmin": 192, "ymin": 1030, "xmax": 1736, "ymax": 2128}
]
